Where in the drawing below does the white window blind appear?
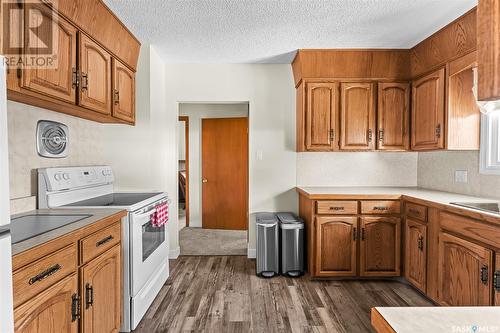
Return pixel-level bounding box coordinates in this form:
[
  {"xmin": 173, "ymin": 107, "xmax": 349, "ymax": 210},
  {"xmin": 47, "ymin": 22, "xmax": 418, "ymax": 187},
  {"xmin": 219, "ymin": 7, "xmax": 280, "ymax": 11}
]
[{"xmin": 480, "ymin": 110, "xmax": 500, "ymax": 174}]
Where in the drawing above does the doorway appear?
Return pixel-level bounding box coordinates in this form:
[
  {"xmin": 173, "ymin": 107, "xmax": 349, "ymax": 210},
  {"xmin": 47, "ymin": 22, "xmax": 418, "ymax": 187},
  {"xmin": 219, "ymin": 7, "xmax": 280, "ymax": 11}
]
[
  {"xmin": 201, "ymin": 117, "xmax": 249, "ymax": 230},
  {"xmin": 178, "ymin": 116, "xmax": 189, "ymax": 229}
]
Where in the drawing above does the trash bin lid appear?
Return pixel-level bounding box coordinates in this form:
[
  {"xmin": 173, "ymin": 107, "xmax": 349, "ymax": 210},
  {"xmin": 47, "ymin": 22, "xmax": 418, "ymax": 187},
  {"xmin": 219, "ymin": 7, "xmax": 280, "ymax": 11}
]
[
  {"xmin": 256, "ymin": 212, "xmax": 279, "ymax": 225},
  {"xmin": 277, "ymin": 212, "xmax": 303, "ymax": 224}
]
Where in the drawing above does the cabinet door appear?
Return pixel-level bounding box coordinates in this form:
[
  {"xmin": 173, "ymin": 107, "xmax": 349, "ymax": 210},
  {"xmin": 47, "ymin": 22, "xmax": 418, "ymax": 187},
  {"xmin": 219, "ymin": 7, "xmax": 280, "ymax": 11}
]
[
  {"xmin": 437, "ymin": 232, "xmax": 493, "ymax": 306},
  {"xmin": 112, "ymin": 59, "xmax": 136, "ymax": 123},
  {"xmin": 377, "ymin": 83, "xmax": 410, "ymax": 151},
  {"xmin": 411, "ymin": 68, "xmax": 445, "ymax": 150},
  {"xmin": 14, "ymin": 274, "xmax": 78, "ymax": 333},
  {"xmin": 79, "ymin": 33, "xmax": 112, "ymax": 115},
  {"xmin": 340, "ymin": 82, "xmax": 375, "ymax": 150},
  {"xmin": 81, "ymin": 245, "xmax": 121, "ymax": 333},
  {"xmin": 360, "ymin": 217, "xmax": 401, "ymax": 277},
  {"xmin": 21, "ymin": 3, "xmax": 77, "ymax": 103},
  {"xmin": 495, "ymin": 254, "xmax": 500, "ymax": 306},
  {"xmin": 315, "ymin": 216, "xmax": 357, "ymax": 277},
  {"xmin": 305, "ymin": 82, "xmax": 339, "ymax": 151},
  {"xmin": 404, "ymin": 219, "xmax": 427, "ymax": 292}
]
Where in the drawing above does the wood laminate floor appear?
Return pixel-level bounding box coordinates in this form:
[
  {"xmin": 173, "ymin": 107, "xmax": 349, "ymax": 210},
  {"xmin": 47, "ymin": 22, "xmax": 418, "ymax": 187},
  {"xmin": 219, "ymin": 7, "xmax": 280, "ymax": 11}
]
[{"xmin": 133, "ymin": 256, "xmax": 433, "ymax": 333}]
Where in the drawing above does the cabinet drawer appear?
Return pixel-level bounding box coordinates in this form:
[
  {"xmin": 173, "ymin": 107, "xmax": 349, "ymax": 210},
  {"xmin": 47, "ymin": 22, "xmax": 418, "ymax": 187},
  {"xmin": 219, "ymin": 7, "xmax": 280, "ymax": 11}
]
[
  {"xmin": 13, "ymin": 244, "xmax": 77, "ymax": 308},
  {"xmin": 80, "ymin": 222, "xmax": 121, "ymax": 264},
  {"xmin": 440, "ymin": 212, "xmax": 500, "ymax": 249},
  {"xmin": 361, "ymin": 201, "xmax": 400, "ymax": 214},
  {"xmin": 405, "ymin": 203, "xmax": 427, "ymax": 222},
  {"xmin": 316, "ymin": 201, "xmax": 358, "ymax": 215}
]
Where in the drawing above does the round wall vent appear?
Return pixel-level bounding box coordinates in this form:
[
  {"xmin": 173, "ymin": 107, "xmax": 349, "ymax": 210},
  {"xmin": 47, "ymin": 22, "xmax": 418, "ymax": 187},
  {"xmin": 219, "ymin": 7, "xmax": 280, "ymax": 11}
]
[{"xmin": 37, "ymin": 120, "xmax": 69, "ymax": 158}]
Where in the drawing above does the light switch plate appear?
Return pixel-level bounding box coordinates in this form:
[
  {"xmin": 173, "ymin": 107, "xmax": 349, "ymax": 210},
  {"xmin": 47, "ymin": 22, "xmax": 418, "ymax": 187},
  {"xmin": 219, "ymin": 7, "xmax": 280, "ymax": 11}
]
[
  {"xmin": 454, "ymin": 170, "xmax": 468, "ymax": 183},
  {"xmin": 256, "ymin": 150, "xmax": 263, "ymax": 161}
]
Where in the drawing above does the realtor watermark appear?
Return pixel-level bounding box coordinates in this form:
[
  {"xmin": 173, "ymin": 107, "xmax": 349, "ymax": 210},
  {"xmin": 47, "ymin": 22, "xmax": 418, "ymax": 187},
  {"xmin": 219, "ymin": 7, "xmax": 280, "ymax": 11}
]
[
  {"xmin": 2, "ymin": 0, "xmax": 59, "ymax": 68},
  {"xmin": 452, "ymin": 325, "xmax": 499, "ymax": 333}
]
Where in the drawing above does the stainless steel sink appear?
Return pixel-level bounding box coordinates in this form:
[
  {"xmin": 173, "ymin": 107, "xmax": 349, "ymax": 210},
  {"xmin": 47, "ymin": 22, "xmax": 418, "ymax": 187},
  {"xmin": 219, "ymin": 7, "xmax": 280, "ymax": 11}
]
[
  {"xmin": 450, "ymin": 202, "xmax": 500, "ymax": 215},
  {"xmin": 10, "ymin": 214, "xmax": 92, "ymax": 244}
]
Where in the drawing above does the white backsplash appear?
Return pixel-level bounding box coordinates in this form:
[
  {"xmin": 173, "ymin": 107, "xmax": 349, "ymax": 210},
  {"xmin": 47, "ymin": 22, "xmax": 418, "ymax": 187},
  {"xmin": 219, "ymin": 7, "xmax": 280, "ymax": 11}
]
[
  {"xmin": 7, "ymin": 101, "xmax": 106, "ymax": 200},
  {"xmin": 297, "ymin": 152, "xmax": 418, "ymax": 187},
  {"xmin": 418, "ymin": 151, "xmax": 500, "ymax": 199}
]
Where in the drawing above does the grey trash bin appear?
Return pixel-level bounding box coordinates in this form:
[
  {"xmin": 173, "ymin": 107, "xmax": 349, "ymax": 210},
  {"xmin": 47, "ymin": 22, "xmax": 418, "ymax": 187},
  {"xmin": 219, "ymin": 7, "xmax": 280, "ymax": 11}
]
[
  {"xmin": 256, "ymin": 213, "xmax": 279, "ymax": 277},
  {"xmin": 277, "ymin": 212, "xmax": 304, "ymax": 277}
]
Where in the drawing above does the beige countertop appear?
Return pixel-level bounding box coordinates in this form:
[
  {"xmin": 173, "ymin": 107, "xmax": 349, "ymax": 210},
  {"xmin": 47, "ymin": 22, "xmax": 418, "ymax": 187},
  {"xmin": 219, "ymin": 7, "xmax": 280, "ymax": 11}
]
[
  {"xmin": 10, "ymin": 208, "xmax": 127, "ymax": 256},
  {"xmin": 297, "ymin": 186, "xmax": 500, "ymax": 219},
  {"xmin": 373, "ymin": 307, "xmax": 500, "ymax": 333}
]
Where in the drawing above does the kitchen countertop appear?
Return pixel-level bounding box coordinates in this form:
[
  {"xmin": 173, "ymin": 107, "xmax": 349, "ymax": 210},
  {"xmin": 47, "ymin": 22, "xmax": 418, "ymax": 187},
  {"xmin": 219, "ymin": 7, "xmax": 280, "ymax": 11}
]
[
  {"xmin": 10, "ymin": 208, "xmax": 127, "ymax": 256},
  {"xmin": 372, "ymin": 307, "xmax": 500, "ymax": 333},
  {"xmin": 297, "ymin": 186, "xmax": 500, "ymax": 219}
]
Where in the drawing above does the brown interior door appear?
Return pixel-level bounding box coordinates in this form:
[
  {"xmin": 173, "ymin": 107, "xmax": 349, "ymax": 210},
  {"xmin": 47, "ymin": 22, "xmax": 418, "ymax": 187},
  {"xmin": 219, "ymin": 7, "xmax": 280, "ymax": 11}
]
[
  {"xmin": 79, "ymin": 33, "xmax": 112, "ymax": 115},
  {"xmin": 21, "ymin": 3, "xmax": 77, "ymax": 103},
  {"xmin": 202, "ymin": 118, "xmax": 248, "ymax": 230}
]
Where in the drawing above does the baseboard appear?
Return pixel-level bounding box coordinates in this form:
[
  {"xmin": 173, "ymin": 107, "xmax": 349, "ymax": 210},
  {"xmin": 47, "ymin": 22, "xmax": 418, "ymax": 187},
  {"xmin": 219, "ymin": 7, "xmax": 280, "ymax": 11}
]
[
  {"xmin": 169, "ymin": 246, "xmax": 180, "ymax": 259},
  {"xmin": 247, "ymin": 248, "xmax": 256, "ymax": 259}
]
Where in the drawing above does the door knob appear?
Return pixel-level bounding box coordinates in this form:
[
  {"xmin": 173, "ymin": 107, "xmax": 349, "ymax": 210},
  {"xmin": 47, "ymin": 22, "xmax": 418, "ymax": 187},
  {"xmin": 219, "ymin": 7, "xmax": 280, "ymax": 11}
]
[{"xmin": 202, "ymin": 179, "xmax": 208, "ymax": 183}]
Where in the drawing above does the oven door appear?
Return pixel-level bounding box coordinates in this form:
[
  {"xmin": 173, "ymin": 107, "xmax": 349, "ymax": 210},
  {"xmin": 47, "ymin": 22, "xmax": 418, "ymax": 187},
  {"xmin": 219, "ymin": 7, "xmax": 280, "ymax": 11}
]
[{"xmin": 130, "ymin": 206, "xmax": 168, "ymax": 296}]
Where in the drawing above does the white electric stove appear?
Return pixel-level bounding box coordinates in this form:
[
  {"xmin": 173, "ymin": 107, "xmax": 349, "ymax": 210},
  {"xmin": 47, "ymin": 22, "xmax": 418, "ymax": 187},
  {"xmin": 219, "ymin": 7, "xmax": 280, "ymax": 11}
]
[{"xmin": 38, "ymin": 166, "xmax": 169, "ymax": 332}]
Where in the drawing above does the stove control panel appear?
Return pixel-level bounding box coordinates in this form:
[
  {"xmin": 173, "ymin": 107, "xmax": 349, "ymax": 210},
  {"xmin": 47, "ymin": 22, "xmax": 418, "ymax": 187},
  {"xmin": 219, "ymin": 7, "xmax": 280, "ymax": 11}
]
[{"xmin": 39, "ymin": 166, "xmax": 114, "ymax": 192}]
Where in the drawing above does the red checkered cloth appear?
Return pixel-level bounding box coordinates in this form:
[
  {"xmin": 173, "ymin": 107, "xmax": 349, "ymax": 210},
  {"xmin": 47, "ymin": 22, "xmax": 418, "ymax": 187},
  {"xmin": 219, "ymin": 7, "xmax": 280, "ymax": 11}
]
[{"xmin": 151, "ymin": 202, "xmax": 169, "ymax": 227}]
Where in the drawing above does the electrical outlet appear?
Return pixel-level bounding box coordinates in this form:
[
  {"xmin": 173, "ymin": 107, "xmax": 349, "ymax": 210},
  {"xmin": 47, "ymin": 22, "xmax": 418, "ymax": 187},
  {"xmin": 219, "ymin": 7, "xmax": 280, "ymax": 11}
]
[{"xmin": 454, "ymin": 170, "xmax": 468, "ymax": 183}]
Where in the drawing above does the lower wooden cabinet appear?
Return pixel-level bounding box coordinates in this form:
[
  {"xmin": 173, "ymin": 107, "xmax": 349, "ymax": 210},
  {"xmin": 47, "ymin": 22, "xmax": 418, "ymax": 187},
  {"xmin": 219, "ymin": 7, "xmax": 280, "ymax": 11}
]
[
  {"xmin": 359, "ymin": 217, "xmax": 401, "ymax": 276},
  {"xmin": 315, "ymin": 216, "xmax": 357, "ymax": 277},
  {"xmin": 495, "ymin": 254, "xmax": 500, "ymax": 306},
  {"xmin": 437, "ymin": 232, "xmax": 493, "ymax": 306},
  {"xmin": 404, "ymin": 219, "xmax": 427, "ymax": 292},
  {"xmin": 81, "ymin": 245, "xmax": 121, "ymax": 333},
  {"xmin": 14, "ymin": 274, "xmax": 79, "ymax": 333}
]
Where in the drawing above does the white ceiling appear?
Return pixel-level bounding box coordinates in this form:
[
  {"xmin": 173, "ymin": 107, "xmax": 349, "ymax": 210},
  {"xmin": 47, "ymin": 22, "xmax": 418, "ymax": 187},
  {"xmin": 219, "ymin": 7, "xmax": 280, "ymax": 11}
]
[{"xmin": 103, "ymin": 0, "xmax": 477, "ymax": 64}]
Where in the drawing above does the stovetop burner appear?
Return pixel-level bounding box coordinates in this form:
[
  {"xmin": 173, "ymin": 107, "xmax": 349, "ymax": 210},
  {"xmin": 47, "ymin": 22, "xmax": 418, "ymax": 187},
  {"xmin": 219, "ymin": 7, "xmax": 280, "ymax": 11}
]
[{"xmin": 64, "ymin": 193, "xmax": 163, "ymax": 207}]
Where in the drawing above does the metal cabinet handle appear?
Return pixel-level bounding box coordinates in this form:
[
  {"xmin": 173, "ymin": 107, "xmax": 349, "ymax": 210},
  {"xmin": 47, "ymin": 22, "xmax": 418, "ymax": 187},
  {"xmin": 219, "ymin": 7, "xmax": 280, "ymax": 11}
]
[
  {"xmin": 72, "ymin": 67, "xmax": 79, "ymax": 89},
  {"xmin": 329, "ymin": 129, "xmax": 335, "ymax": 142},
  {"xmin": 361, "ymin": 228, "xmax": 366, "ymax": 240},
  {"xmin": 85, "ymin": 283, "xmax": 94, "ymax": 308},
  {"xmin": 494, "ymin": 270, "xmax": 500, "ymax": 291},
  {"xmin": 417, "ymin": 236, "xmax": 424, "ymax": 251},
  {"xmin": 96, "ymin": 235, "xmax": 114, "ymax": 247},
  {"xmin": 435, "ymin": 124, "xmax": 441, "ymax": 138},
  {"xmin": 353, "ymin": 227, "xmax": 357, "ymax": 241},
  {"xmin": 71, "ymin": 293, "xmax": 81, "ymax": 322},
  {"xmin": 81, "ymin": 72, "xmax": 88, "ymax": 91},
  {"xmin": 329, "ymin": 206, "xmax": 345, "ymax": 211},
  {"xmin": 480, "ymin": 265, "xmax": 489, "ymax": 285},
  {"xmin": 28, "ymin": 264, "xmax": 62, "ymax": 285},
  {"xmin": 373, "ymin": 206, "xmax": 389, "ymax": 211},
  {"xmin": 379, "ymin": 129, "xmax": 384, "ymax": 142},
  {"xmin": 368, "ymin": 129, "xmax": 373, "ymax": 142},
  {"xmin": 114, "ymin": 89, "xmax": 120, "ymax": 105}
]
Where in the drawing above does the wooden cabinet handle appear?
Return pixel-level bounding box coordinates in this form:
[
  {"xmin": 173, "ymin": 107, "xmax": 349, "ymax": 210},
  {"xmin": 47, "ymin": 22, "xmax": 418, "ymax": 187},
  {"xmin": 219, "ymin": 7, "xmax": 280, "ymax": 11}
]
[
  {"xmin": 96, "ymin": 235, "xmax": 114, "ymax": 247},
  {"xmin": 28, "ymin": 264, "xmax": 62, "ymax": 285}
]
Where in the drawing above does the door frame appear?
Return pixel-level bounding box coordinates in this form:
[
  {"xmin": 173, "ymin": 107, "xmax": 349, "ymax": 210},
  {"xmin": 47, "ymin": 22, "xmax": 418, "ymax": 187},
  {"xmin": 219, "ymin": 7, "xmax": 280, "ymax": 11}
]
[
  {"xmin": 179, "ymin": 116, "xmax": 189, "ymax": 227},
  {"xmin": 201, "ymin": 117, "xmax": 249, "ymax": 230}
]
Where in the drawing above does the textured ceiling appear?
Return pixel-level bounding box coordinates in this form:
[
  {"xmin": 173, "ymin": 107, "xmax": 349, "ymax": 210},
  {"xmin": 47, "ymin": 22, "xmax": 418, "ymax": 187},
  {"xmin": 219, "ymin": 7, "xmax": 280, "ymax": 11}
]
[{"xmin": 103, "ymin": 0, "xmax": 477, "ymax": 64}]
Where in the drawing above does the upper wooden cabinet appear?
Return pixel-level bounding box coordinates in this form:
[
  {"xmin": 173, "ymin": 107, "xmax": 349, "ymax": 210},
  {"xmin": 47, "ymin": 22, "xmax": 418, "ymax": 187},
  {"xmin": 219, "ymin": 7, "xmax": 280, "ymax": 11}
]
[
  {"xmin": 6, "ymin": 0, "xmax": 138, "ymax": 125},
  {"xmin": 404, "ymin": 219, "xmax": 427, "ymax": 292},
  {"xmin": 477, "ymin": 0, "xmax": 500, "ymax": 101},
  {"xmin": 112, "ymin": 59, "xmax": 136, "ymax": 123},
  {"xmin": 411, "ymin": 68, "xmax": 446, "ymax": 151},
  {"xmin": 359, "ymin": 217, "xmax": 401, "ymax": 277},
  {"xmin": 79, "ymin": 34, "xmax": 112, "ymax": 115},
  {"xmin": 377, "ymin": 83, "xmax": 410, "ymax": 150},
  {"xmin": 340, "ymin": 83, "xmax": 375, "ymax": 150},
  {"xmin": 315, "ymin": 216, "xmax": 357, "ymax": 277},
  {"xmin": 20, "ymin": 3, "xmax": 77, "ymax": 104},
  {"xmin": 437, "ymin": 232, "xmax": 493, "ymax": 306}
]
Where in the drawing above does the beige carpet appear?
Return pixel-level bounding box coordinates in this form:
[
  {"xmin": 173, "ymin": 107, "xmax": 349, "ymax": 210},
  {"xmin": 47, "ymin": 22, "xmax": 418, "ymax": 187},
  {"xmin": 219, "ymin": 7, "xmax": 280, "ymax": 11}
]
[{"xmin": 179, "ymin": 227, "xmax": 247, "ymax": 256}]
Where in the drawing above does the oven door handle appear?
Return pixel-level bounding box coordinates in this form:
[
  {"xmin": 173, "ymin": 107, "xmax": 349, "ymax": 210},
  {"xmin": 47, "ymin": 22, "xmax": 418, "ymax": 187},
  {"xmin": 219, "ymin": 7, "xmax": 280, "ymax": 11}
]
[{"xmin": 134, "ymin": 209, "xmax": 157, "ymax": 220}]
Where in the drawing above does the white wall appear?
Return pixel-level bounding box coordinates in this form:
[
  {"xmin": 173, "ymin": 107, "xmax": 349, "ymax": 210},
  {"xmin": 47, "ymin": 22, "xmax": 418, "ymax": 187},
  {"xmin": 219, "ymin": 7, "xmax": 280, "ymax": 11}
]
[
  {"xmin": 166, "ymin": 64, "xmax": 297, "ymax": 252},
  {"xmin": 179, "ymin": 103, "xmax": 249, "ymax": 228},
  {"xmin": 297, "ymin": 152, "xmax": 418, "ymax": 186},
  {"xmin": 418, "ymin": 151, "xmax": 500, "ymax": 199}
]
